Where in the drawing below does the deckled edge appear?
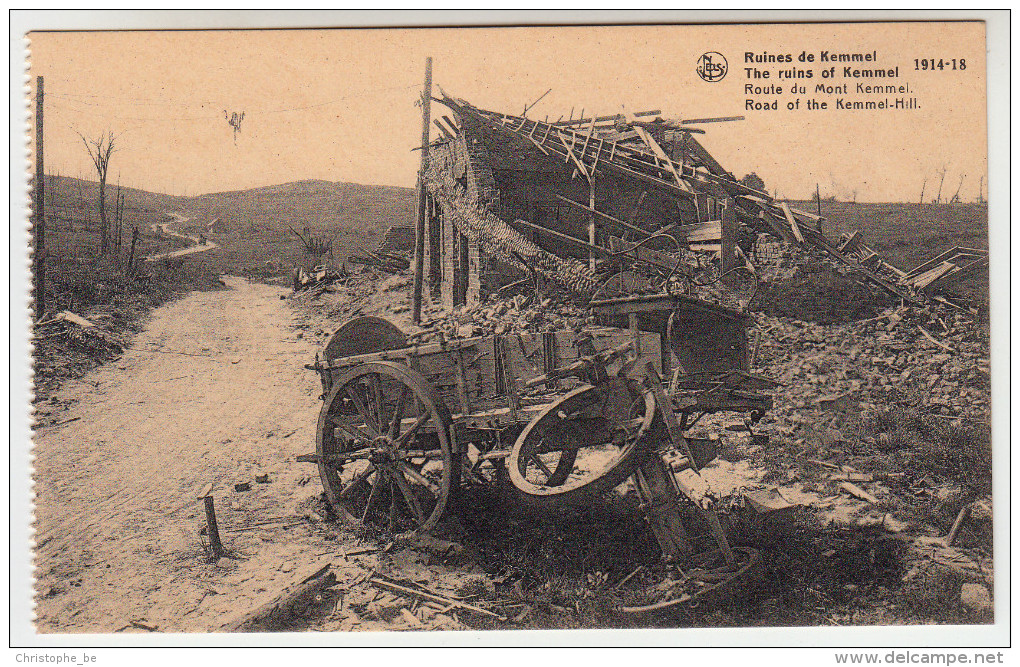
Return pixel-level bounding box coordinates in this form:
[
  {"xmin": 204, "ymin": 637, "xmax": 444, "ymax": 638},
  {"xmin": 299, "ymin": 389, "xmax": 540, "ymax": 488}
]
[{"xmin": 18, "ymin": 29, "xmax": 38, "ymax": 634}]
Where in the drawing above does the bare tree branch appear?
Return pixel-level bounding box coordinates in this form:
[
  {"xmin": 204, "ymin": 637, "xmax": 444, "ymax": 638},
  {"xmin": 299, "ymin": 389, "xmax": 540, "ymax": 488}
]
[{"xmin": 77, "ymin": 130, "xmax": 118, "ymax": 253}]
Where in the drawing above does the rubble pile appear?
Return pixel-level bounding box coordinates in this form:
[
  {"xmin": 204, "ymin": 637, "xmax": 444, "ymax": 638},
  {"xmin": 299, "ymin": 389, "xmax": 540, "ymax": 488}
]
[
  {"xmin": 752, "ymin": 239, "xmax": 893, "ymax": 324},
  {"xmin": 752, "ymin": 304, "xmax": 990, "ymax": 442},
  {"xmin": 417, "ymin": 291, "xmax": 590, "ymax": 342},
  {"xmin": 292, "ymin": 265, "xmax": 348, "ymax": 292}
]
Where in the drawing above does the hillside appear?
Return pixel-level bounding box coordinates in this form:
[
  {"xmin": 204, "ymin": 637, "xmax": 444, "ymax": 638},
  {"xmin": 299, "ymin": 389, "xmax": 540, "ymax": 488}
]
[
  {"xmin": 41, "ymin": 176, "xmax": 417, "ymax": 278},
  {"xmin": 177, "ymin": 179, "xmax": 416, "ymax": 274}
]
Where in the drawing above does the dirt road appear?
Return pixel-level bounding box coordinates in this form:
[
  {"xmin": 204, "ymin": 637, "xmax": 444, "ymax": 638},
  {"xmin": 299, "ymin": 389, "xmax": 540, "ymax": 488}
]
[
  {"xmin": 146, "ymin": 212, "xmax": 218, "ymax": 261},
  {"xmin": 32, "ymin": 277, "xmax": 332, "ymax": 632}
]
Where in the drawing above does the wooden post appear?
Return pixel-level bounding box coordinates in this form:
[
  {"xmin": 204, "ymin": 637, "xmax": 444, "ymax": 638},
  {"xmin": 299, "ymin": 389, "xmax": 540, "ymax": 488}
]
[
  {"xmin": 816, "ymin": 182, "xmax": 821, "ymax": 217},
  {"xmin": 127, "ymin": 226, "xmax": 139, "ymax": 275},
  {"xmin": 428, "ymin": 195, "xmax": 442, "ymax": 298},
  {"xmin": 33, "ymin": 75, "xmax": 45, "ymax": 319},
  {"xmin": 202, "ymin": 495, "xmax": 224, "ymax": 559},
  {"xmin": 457, "ymin": 231, "xmax": 469, "ymax": 306},
  {"xmin": 411, "ymin": 57, "xmax": 433, "ymax": 323}
]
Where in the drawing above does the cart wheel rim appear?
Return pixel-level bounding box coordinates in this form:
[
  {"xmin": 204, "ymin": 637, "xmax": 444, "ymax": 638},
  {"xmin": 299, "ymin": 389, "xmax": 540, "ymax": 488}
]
[
  {"xmin": 316, "ymin": 361, "xmax": 452, "ymax": 535},
  {"xmin": 508, "ymin": 378, "xmax": 656, "ymax": 503},
  {"xmin": 617, "ymin": 547, "xmax": 763, "ymax": 615}
]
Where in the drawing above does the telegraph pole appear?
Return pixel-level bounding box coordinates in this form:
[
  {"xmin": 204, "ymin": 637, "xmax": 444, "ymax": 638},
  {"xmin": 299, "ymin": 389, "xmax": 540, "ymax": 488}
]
[
  {"xmin": 34, "ymin": 75, "xmax": 46, "ymax": 319},
  {"xmin": 411, "ymin": 56, "xmax": 433, "ymax": 323}
]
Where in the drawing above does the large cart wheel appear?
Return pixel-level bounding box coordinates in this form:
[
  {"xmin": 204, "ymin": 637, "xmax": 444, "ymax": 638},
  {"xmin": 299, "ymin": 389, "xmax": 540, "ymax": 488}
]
[
  {"xmin": 508, "ymin": 377, "xmax": 656, "ymax": 506},
  {"xmin": 316, "ymin": 361, "xmax": 453, "ymax": 535}
]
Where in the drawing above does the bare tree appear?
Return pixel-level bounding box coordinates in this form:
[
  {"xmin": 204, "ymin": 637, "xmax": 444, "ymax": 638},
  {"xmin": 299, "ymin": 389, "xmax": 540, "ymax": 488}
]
[
  {"xmin": 78, "ymin": 131, "xmax": 118, "ymax": 253},
  {"xmin": 919, "ymin": 177, "xmax": 927, "ymax": 207},
  {"xmin": 934, "ymin": 163, "xmax": 949, "ymax": 204},
  {"xmin": 977, "ymin": 175, "xmax": 985, "ymax": 204}
]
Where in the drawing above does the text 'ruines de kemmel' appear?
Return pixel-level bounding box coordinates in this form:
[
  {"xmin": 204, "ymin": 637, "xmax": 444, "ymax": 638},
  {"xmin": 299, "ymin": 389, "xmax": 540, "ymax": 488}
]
[{"xmin": 740, "ymin": 50, "xmax": 964, "ymax": 113}]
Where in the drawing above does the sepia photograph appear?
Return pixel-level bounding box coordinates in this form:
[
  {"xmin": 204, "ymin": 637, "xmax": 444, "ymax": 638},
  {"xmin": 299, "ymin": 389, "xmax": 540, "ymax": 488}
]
[{"xmin": 18, "ymin": 14, "xmax": 1003, "ymax": 647}]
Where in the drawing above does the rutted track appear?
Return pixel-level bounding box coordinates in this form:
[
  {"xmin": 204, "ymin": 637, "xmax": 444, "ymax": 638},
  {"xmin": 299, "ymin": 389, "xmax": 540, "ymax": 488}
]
[{"xmin": 146, "ymin": 212, "xmax": 218, "ymax": 261}]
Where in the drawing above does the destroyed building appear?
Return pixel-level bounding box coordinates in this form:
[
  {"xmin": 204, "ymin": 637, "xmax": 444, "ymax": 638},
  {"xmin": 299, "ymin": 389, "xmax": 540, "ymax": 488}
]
[{"xmin": 414, "ymin": 90, "xmax": 987, "ymax": 318}]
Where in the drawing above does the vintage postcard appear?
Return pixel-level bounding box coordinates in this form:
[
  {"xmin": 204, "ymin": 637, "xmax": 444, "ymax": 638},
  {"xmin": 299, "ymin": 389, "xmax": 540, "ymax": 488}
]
[{"xmin": 18, "ymin": 15, "xmax": 1004, "ymax": 648}]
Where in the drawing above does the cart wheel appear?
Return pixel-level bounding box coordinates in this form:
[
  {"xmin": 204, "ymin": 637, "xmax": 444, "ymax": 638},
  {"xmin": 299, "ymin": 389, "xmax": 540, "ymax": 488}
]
[
  {"xmin": 316, "ymin": 361, "xmax": 453, "ymax": 535},
  {"xmin": 508, "ymin": 377, "xmax": 656, "ymax": 506},
  {"xmin": 616, "ymin": 547, "xmax": 763, "ymax": 616}
]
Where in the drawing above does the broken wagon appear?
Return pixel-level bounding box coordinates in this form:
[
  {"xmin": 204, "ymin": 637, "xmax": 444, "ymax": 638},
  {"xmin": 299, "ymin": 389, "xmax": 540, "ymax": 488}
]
[
  {"xmin": 299, "ymin": 294, "xmax": 779, "ymax": 612},
  {"xmin": 296, "ymin": 86, "xmax": 818, "ymax": 612}
]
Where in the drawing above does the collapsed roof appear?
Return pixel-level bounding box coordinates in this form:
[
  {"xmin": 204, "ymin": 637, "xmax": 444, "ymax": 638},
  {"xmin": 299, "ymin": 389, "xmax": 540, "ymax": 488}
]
[{"xmin": 416, "ymin": 90, "xmax": 986, "ymax": 311}]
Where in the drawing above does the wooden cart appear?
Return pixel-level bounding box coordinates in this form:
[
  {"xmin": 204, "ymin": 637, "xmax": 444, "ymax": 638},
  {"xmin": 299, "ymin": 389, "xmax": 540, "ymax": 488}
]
[{"xmin": 299, "ymin": 297, "xmax": 777, "ymax": 613}]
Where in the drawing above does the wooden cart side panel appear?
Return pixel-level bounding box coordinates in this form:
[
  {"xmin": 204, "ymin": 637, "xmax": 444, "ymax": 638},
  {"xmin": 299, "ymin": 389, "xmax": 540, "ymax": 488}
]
[{"xmin": 327, "ymin": 326, "xmax": 660, "ymax": 412}]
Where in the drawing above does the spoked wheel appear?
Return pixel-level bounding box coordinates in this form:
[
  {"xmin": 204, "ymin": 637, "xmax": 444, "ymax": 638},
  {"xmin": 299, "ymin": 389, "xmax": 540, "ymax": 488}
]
[
  {"xmin": 508, "ymin": 377, "xmax": 656, "ymax": 506},
  {"xmin": 316, "ymin": 361, "xmax": 453, "ymax": 535}
]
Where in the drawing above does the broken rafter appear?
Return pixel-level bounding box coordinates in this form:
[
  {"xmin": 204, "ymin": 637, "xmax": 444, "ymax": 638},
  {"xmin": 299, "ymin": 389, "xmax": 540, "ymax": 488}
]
[
  {"xmin": 440, "ymin": 115, "xmax": 460, "ymax": 136},
  {"xmin": 554, "ymin": 109, "xmax": 661, "ymax": 127},
  {"xmin": 433, "ymin": 119, "xmax": 454, "ymax": 140},
  {"xmin": 780, "ymin": 202, "xmax": 805, "ymax": 244},
  {"xmin": 510, "ymin": 217, "xmax": 613, "ymax": 258},
  {"xmin": 554, "ymin": 194, "xmax": 655, "ymax": 238}
]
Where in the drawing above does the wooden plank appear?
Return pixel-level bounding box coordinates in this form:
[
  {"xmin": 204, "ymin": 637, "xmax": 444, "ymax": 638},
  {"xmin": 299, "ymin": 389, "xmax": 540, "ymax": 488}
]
[
  {"xmin": 925, "ymin": 257, "xmax": 988, "ymax": 292},
  {"xmin": 678, "ymin": 115, "xmax": 746, "ymax": 124},
  {"xmin": 433, "ymin": 119, "xmax": 453, "ymax": 140},
  {"xmin": 632, "ymin": 123, "xmax": 690, "ymax": 193},
  {"xmin": 440, "ymin": 115, "xmax": 459, "ymax": 135},
  {"xmin": 674, "ymin": 220, "xmax": 722, "ymax": 243},
  {"xmin": 553, "ymin": 109, "xmax": 661, "ymax": 127},
  {"xmin": 720, "ymin": 208, "xmax": 738, "ymax": 274},
  {"xmin": 902, "ymin": 247, "xmax": 978, "ymax": 281},
  {"xmin": 779, "ymin": 202, "xmax": 804, "ymax": 244},
  {"xmin": 556, "ymin": 130, "xmax": 590, "ymax": 181},
  {"xmin": 510, "ymin": 217, "xmax": 613, "ymax": 258},
  {"xmin": 909, "ymin": 261, "xmax": 956, "ymax": 290}
]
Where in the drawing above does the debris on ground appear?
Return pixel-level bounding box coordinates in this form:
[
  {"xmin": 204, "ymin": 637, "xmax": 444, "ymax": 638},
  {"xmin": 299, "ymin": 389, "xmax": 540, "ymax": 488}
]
[
  {"xmin": 292, "ymin": 265, "xmax": 347, "ymax": 292},
  {"xmin": 347, "ymin": 249, "xmax": 409, "ymax": 273}
]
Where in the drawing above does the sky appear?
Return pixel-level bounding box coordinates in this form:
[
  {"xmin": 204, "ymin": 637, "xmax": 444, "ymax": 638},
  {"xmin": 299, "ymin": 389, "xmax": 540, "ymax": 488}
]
[{"xmin": 28, "ymin": 22, "xmax": 988, "ymax": 202}]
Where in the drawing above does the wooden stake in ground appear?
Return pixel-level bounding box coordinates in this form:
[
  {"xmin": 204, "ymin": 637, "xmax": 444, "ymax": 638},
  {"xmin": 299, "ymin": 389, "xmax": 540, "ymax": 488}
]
[
  {"xmin": 198, "ymin": 491, "xmax": 224, "ymax": 559},
  {"xmin": 33, "ymin": 75, "xmax": 46, "ymax": 319},
  {"xmin": 411, "ymin": 56, "xmax": 433, "ymax": 324},
  {"xmin": 127, "ymin": 226, "xmax": 139, "ymax": 275}
]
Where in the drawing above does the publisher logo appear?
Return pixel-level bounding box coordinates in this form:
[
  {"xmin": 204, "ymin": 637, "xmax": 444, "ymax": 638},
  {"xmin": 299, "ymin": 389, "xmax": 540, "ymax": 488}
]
[{"xmin": 697, "ymin": 52, "xmax": 728, "ymax": 82}]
